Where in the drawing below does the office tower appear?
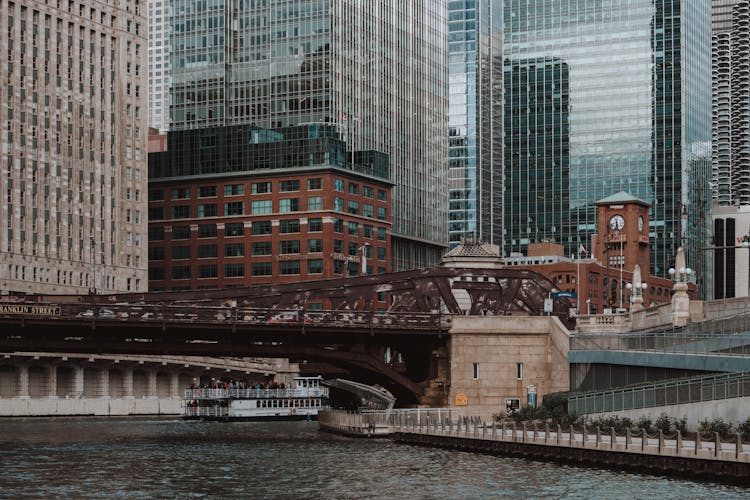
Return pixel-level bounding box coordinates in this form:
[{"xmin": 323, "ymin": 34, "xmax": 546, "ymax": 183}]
[
  {"xmin": 447, "ymin": 1, "xmax": 503, "ymax": 248},
  {"xmin": 502, "ymin": 1, "xmax": 712, "ymax": 282},
  {"xmin": 148, "ymin": 0, "xmax": 172, "ymax": 132},
  {"xmin": 168, "ymin": 1, "xmax": 448, "ymax": 270},
  {"xmin": 0, "ymin": 0, "xmax": 148, "ymax": 294},
  {"xmin": 711, "ymin": 1, "xmax": 750, "ymax": 299}
]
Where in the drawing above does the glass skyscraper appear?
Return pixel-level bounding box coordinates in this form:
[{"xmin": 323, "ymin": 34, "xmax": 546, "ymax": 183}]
[
  {"xmin": 447, "ymin": 1, "xmax": 503, "ymax": 248},
  {"xmin": 168, "ymin": 0, "xmax": 448, "ymax": 270},
  {"xmin": 503, "ymin": 1, "xmax": 712, "ymax": 281}
]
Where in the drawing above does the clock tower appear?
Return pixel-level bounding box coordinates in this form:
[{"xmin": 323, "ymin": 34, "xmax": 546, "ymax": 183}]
[{"xmin": 594, "ymin": 192, "xmax": 650, "ymax": 275}]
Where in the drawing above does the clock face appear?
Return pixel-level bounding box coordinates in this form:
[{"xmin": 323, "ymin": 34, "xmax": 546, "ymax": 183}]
[
  {"xmin": 638, "ymin": 216, "xmax": 644, "ymax": 232},
  {"xmin": 609, "ymin": 214, "xmax": 625, "ymax": 232}
]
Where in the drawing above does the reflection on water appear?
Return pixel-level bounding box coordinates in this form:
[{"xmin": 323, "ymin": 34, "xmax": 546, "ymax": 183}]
[{"xmin": 0, "ymin": 418, "xmax": 747, "ymax": 499}]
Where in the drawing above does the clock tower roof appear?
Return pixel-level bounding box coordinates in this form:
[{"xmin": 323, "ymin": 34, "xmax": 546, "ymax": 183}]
[{"xmin": 595, "ymin": 191, "xmax": 650, "ymax": 207}]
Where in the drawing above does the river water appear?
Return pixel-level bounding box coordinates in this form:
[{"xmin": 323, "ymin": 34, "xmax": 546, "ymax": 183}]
[{"xmin": 0, "ymin": 418, "xmax": 747, "ymax": 499}]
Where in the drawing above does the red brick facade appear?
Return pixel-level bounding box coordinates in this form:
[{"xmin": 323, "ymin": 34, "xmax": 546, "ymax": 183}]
[{"xmin": 148, "ymin": 170, "xmax": 392, "ymax": 293}]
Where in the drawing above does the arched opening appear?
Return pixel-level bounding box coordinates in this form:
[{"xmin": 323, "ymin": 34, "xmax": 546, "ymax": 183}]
[
  {"xmin": 109, "ymin": 369, "xmax": 124, "ymax": 398},
  {"xmin": 56, "ymin": 366, "xmax": 76, "ymax": 398},
  {"xmin": 155, "ymin": 372, "xmax": 171, "ymax": 398},
  {"xmin": 0, "ymin": 366, "xmax": 18, "ymax": 398},
  {"xmin": 83, "ymin": 368, "xmax": 101, "ymax": 398},
  {"xmin": 28, "ymin": 366, "xmax": 49, "ymax": 398},
  {"xmin": 132, "ymin": 370, "xmax": 148, "ymax": 398}
]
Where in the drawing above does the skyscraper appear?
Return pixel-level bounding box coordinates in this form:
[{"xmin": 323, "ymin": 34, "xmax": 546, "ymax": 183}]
[
  {"xmin": 0, "ymin": 0, "xmax": 148, "ymax": 295},
  {"xmin": 502, "ymin": 1, "xmax": 712, "ymax": 281},
  {"xmin": 168, "ymin": 0, "xmax": 448, "ymax": 270},
  {"xmin": 447, "ymin": 1, "xmax": 503, "ymax": 248},
  {"xmin": 147, "ymin": 0, "xmax": 172, "ymax": 133}
]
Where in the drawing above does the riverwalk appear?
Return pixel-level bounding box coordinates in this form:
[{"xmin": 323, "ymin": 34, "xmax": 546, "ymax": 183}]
[{"xmin": 319, "ymin": 410, "xmax": 750, "ymax": 483}]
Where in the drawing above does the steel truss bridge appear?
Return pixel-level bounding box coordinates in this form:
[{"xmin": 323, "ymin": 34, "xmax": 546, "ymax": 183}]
[{"xmin": 0, "ymin": 267, "xmax": 572, "ymax": 404}]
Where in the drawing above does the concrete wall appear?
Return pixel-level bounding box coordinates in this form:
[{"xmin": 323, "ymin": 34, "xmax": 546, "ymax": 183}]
[
  {"xmin": 586, "ymin": 396, "xmax": 750, "ymax": 431},
  {"xmin": 448, "ymin": 315, "xmax": 570, "ymax": 422},
  {"xmin": 0, "ymin": 397, "xmax": 182, "ymax": 417}
]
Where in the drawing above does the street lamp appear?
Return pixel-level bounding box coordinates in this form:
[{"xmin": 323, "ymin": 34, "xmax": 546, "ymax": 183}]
[
  {"xmin": 668, "ymin": 266, "xmax": 693, "ymax": 283},
  {"xmin": 626, "ymin": 281, "xmax": 648, "ymax": 306}
]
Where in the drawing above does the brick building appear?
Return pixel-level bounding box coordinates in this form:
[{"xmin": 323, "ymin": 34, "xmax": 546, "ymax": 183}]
[{"xmin": 147, "ymin": 125, "xmax": 392, "ymax": 293}]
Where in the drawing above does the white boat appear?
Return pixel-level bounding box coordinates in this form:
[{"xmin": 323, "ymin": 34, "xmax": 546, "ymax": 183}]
[{"xmin": 183, "ymin": 376, "xmax": 330, "ymax": 420}]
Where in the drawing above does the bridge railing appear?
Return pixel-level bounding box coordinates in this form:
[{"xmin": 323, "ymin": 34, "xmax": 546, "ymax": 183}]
[
  {"xmin": 184, "ymin": 387, "xmax": 329, "ymax": 400},
  {"xmin": 5, "ymin": 303, "xmax": 450, "ymax": 330},
  {"xmin": 569, "ymin": 371, "xmax": 750, "ymax": 415},
  {"xmin": 570, "ymin": 331, "xmax": 750, "ymax": 357}
]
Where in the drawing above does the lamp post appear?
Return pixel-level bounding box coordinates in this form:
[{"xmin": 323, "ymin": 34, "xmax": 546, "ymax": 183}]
[
  {"xmin": 668, "ymin": 246, "xmax": 692, "ymax": 327},
  {"xmin": 626, "ymin": 281, "xmax": 648, "ymax": 310}
]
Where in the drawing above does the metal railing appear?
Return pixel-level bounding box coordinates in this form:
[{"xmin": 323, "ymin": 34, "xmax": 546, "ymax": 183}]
[
  {"xmin": 569, "ymin": 371, "xmax": 750, "ymax": 415},
  {"xmin": 184, "ymin": 387, "xmax": 328, "ymax": 400},
  {"xmin": 570, "ymin": 331, "xmax": 750, "ymax": 357},
  {"xmin": 184, "ymin": 406, "xmax": 229, "ymax": 418}
]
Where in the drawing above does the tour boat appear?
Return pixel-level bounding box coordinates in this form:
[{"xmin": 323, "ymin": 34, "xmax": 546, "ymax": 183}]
[{"xmin": 183, "ymin": 376, "xmax": 329, "ymax": 421}]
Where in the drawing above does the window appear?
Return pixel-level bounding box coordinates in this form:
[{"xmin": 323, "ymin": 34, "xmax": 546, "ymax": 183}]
[
  {"xmin": 149, "ymin": 189, "xmax": 164, "ymax": 201},
  {"xmin": 224, "ymin": 243, "xmax": 245, "ymax": 257},
  {"xmin": 280, "ymin": 260, "xmax": 300, "ymax": 275},
  {"xmin": 377, "ymin": 227, "xmax": 386, "ymax": 241},
  {"xmin": 279, "ymin": 180, "xmax": 300, "ymax": 192},
  {"xmin": 224, "ymin": 222, "xmax": 244, "ymax": 236},
  {"xmin": 171, "ymin": 265, "xmax": 191, "ymax": 280},
  {"xmin": 516, "ymin": 363, "xmax": 523, "ymax": 380},
  {"xmin": 198, "ymin": 264, "xmax": 217, "ymax": 279},
  {"xmin": 171, "ymin": 187, "xmax": 190, "ymax": 199},
  {"xmin": 252, "ymin": 182, "xmax": 271, "ymax": 194},
  {"xmin": 197, "ymin": 204, "xmax": 217, "ymax": 217},
  {"xmin": 377, "ymin": 189, "xmax": 387, "ymax": 201},
  {"xmin": 362, "ymin": 204, "xmax": 374, "ymax": 218},
  {"xmin": 473, "ymin": 363, "xmax": 479, "ymax": 380},
  {"xmin": 363, "ymin": 186, "xmax": 374, "ymax": 198},
  {"xmin": 348, "ymin": 183, "xmax": 359, "ymax": 195},
  {"xmin": 347, "ymin": 201, "xmax": 359, "ymax": 215},
  {"xmin": 251, "ymin": 200, "xmax": 272, "ymax": 214},
  {"xmin": 148, "ymin": 207, "xmax": 164, "ymax": 220},
  {"xmin": 333, "ymin": 219, "xmax": 344, "ymax": 233},
  {"xmin": 252, "ymin": 221, "xmax": 272, "ymax": 235},
  {"xmin": 172, "ymin": 226, "xmax": 190, "ymax": 239},
  {"xmin": 308, "ymin": 259, "xmax": 323, "ymax": 274},
  {"xmin": 149, "ymin": 267, "xmax": 165, "ymax": 280},
  {"xmin": 280, "ymin": 240, "xmax": 300, "ymax": 254},
  {"xmin": 273, "ymin": 219, "xmax": 299, "ymax": 233},
  {"xmin": 252, "ymin": 262, "xmax": 273, "ymax": 276},
  {"xmin": 198, "ymin": 224, "xmax": 217, "ymax": 238},
  {"xmin": 308, "ymin": 239, "xmax": 322, "ymax": 253},
  {"xmin": 308, "ymin": 218, "xmax": 323, "ymax": 232},
  {"xmin": 348, "ymin": 242, "xmax": 359, "ymax": 256},
  {"xmin": 224, "ymin": 202, "xmax": 244, "ymax": 216},
  {"xmin": 307, "ymin": 196, "xmax": 323, "ymax": 211},
  {"xmin": 348, "ymin": 221, "xmax": 359, "ymax": 236},
  {"xmin": 377, "ymin": 247, "xmax": 386, "ymax": 261},
  {"xmin": 224, "ymin": 263, "xmax": 244, "ymax": 278},
  {"xmin": 252, "ymin": 241, "xmax": 272, "ymax": 256},
  {"xmin": 171, "ymin": 205, "xmax": 190, "ymax": 219},
  {"xmin": 334, "ymin": 240, "xmax": 344, "ymax": 253},
  {"xmin": 149, "ymin": 227, "xmax": 165, "ymax": 241},
  {"xmin": 363, "ymin": 225, "xmax": 373, "ymax": 238},
  {"xmin": 334, "ymin": 197, "xmax": 344, "ymax": 211},
  {"xmin": 224, "ymin": 184, "xmax": 244, "ymax": 196},
  {"xmin": 377, "ymin": 207, "xmax": 387, "ymax": 220},
  {"xmin": 198, "ymin": 186, "xmax": 216, "ymax": 198},
  {"xmin": 279, "ymin": 198, "xmax": 299, "ymax": 212},
  {"xmin": 172, "ymin": 246, "xmax": 191, "ymax": 260},
  {"xmin": 307, "ymin": 178, "xmax": 322, "ymax": 190},
  {"xmin": 334, "ymin": 179, "xmax": 344, "ymax": 192},
  {"xmin": 198, "ymin": 244, "xmax": 217, "ymax": 258},
  {"xmin": 148, "ymin": 247, "xmax": 165, "ymax": 260}
]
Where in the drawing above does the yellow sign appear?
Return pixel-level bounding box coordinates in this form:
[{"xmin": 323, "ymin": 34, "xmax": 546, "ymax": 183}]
[
  {"xmin": 0, "ymin": 304, "xmax": 61, "ymax": 316},
  {"xmin": 454, "ymin": 394, "xmax": 468, "ymax": 406}
]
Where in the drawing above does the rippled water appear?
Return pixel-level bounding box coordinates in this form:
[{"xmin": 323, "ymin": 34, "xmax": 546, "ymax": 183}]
[{"xmin": 0, "ymin": 418, "xmax": 748, "ymax": 499}]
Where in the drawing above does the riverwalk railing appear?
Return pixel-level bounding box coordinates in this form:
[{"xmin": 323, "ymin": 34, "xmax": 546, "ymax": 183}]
[
  {"xmin": 391, "ymin": 419, "xmax": 750, "ymax": 464},
  {"xmin": 568, "ymin": 371, "xmax": 750, "ymax": 415},
  {"xmin": 318, "ymin": 409, "xmax": 454, "ymax": 437},
  {"xmin": 570, "ymin": 331, "xmax": 750, "ymax": 357}
]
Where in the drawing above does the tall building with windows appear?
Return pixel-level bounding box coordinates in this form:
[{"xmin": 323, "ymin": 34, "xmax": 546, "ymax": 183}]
[
  {"xmin": 168, "ymin": 0, "xmax": 448, "ymax": 270},
  {"xmin": 502, "ymin": 1, "xmax": 712, "ymax": 284},
  {"xmin": 0, "ymin": 0, "xmax": 148, "ymax": 295},
  {"xmin": 447, "ymin": 1, "xmax": 502, "ymax": 248},
  {"xmin": 147, "ymin": 0, "xmax": 172, "ymax": 133}
]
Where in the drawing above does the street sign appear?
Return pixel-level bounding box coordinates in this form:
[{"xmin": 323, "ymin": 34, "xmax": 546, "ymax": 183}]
[{"xmin": 552, "ymin": 291, "xmax": 577, "ymax": 299}]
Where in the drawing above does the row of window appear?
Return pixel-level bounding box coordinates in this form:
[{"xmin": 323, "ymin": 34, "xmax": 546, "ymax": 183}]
[
  {"xmin": 151, "ymin": 260, "xmax": 324, "ymax": 280},
  {"xmin": 148, "ymin": 220, "xmax": 388, "ymax": 240},
  {"xmin": 149, "ymin": 179, "xmax": 389, "ymax": 201},
  {"xmin": 149, "ymin": 241, "xmax": 388, "ymax": 260}
]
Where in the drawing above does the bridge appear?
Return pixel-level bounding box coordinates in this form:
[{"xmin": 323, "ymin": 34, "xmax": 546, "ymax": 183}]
[{"xmin": 0, "ymin": 267, "xmax": 572, "ymax": 405}]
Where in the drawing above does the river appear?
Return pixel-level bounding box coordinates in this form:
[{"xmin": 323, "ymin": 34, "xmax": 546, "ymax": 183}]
[{"xmin": 0, "ymin": 418, "xmax": 747, "ymax": 499}]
